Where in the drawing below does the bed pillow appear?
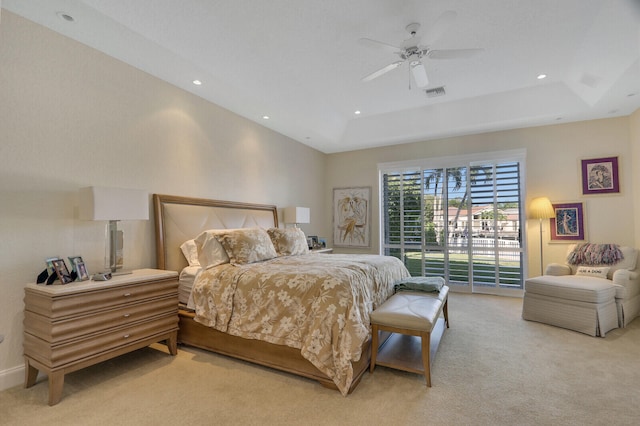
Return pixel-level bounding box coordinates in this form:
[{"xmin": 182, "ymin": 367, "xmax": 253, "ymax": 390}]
[
  {"xmin": 267, "ymin": 227, "xmax": 309, "ymax": 256},
  {"xmin": 215, "ymin": 228, "xmax": 278, "ymax": 265},
  {"xmin": 179, "ymin": 239, "xmax": 200, "ymax": 267},
  {"xmin": 575, "ymin": 266, "xmax": 610, "ymax": 279},
  {"xmin": 193, "ymin": 229, "xmax": 232, "ymax": 268}
]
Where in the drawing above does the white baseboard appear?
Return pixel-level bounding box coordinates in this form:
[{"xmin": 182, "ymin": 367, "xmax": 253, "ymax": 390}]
[{"xmin": 0, "ymin": 364, "xmax": 25, "ymax": 392}]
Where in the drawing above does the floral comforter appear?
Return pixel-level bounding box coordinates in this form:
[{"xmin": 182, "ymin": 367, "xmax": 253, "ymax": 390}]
[{"xmin": 190, "ymin": 253, "xmax": 409, "ymax": 395}]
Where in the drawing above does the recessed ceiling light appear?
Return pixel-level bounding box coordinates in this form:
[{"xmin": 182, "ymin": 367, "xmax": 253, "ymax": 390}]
[
  {"xmin": 56, "ymin": 11, "xmax": 75, "ymax": 22},
  {"xmin": 354, "ymin": 110, "xmax": 361, "ymax": 115},
  {"xmin": 537, "ymin": 74, "xmax": 547, "ymax": 80},
  {"xmin": 262, "ymin": 115, "xmax": 270, "ymax": 120},
  {"xmin": 192, "ymin": 80, "xmax": 202, "ymax": 86}
]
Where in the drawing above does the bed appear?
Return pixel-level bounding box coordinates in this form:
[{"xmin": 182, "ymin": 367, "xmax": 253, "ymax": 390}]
[{"xmin": 153, "ymin": 194, "xmax": 409, "ymax": 395}]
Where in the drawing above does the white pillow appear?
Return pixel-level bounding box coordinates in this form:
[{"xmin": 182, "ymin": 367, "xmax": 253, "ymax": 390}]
[
  {"xmin": 193, "ymin": 229, "xmax": 233, "ymax": 269},
  {"xmin": 575, "ymin": 266, "xmax": 610, "ymax": 279},
  {"xmin": 179, "ymin": 239, "xmax": 200, "ymax": 267},
  {"xmin": 612, "ymin": 246, "xmax": 638, "ymax": 271}
]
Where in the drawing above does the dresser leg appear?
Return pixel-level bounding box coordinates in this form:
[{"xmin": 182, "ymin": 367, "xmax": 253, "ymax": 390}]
[
  {"xmin": 48, "ymin": 371, "xmax": 65, "ymax": 406},
  {"xmin": 167, "ymin": 331, "xmax": 178, "ymax": 355},
  {"xmin": 24, "ymin": 358, "xmax": 38, "ymax": 388}
]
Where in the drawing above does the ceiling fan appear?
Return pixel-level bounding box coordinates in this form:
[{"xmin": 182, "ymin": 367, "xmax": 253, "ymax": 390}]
[{"xmin": 360, "ymin": 11, "xmax": 483, "ymax": 89}]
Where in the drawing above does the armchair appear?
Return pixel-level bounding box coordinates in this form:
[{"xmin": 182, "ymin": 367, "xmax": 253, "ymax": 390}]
[{"xmin": 523, "ymin": 245, "xmax": 639, "ymax": 336}]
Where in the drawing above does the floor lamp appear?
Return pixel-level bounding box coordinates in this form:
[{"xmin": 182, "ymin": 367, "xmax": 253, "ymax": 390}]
[{"xmin": 529, "ymin": 197, "xmax": 555, "ymax": 276}]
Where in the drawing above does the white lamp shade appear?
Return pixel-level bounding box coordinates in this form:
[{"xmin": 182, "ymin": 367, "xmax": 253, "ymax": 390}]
[
  {"xmin": 529, "ymin": 197, "xmax": 555, "ymax": 220},
  {"xmin": 79, "ymin": 186, "xmax": 149, "ymax": 221},
  {"xmin": 284, "ymin": 206, "xmax": 310, "ymax": 224}
]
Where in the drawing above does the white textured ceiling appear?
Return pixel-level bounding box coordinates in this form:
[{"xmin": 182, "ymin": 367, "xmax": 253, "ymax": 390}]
[{"xmin": 4, "ymin": 0, "xmax": 640, "ymax": 153}]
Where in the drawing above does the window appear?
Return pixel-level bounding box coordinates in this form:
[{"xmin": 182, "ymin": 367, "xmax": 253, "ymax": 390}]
[{"xmin": 379, "ymin": 150, "xmax": 525, "ymax": 294}]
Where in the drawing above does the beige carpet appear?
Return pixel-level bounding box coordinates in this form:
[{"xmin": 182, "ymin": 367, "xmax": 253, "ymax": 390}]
[{"xmin": 2, "ymin": 293, "xmax": 639, "ymax": 426}]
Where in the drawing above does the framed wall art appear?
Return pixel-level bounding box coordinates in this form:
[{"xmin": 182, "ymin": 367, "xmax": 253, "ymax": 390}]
[
  {"xmin": 333, "ymin": 186, "xmax": 371, "ymax": 248},
  {"xmin": 550, "ymin": 201, "xmax": 586, "ymax": 242},
  {"xmin": 581, "ymin": 156, "xmax": 619, "ymax": 195}
]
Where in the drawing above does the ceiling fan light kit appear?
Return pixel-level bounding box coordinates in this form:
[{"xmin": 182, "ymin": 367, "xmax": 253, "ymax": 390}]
[
  {"xmin": 410, "ymin": 60, "xmax": 428, "ymax": 87},
  {"xmin": 360, "ymin": 11, "xmax": 482, "ymax": 89}
]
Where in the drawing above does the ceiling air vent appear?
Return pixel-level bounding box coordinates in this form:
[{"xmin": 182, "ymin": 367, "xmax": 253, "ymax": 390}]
[{"xmin": 425, "ymin": 86, "xmax": 446, "ymax": 98}]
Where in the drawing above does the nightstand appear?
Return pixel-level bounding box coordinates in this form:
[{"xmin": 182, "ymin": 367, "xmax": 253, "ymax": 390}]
[
  {"xmin": 23, "ymin": 268, "xmax": 179, "ymax": 405},
  {"xmin": 311, "ymin": 248, "xmax": 333, "ymax": 253}
]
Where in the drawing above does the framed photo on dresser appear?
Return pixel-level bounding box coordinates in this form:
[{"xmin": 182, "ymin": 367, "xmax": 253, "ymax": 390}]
[
  {"xmin": 68, "ymin": 256, "xmax": 89, "ymax": 281},
  {"xmin": 52, "ymin": 258, "xmax": 73, "ymax": 284}
]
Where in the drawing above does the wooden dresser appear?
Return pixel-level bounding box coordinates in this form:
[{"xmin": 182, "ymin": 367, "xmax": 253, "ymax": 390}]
[{"xmin": 23, "ymin": 268, "xmax": 179, "ymax": 405}]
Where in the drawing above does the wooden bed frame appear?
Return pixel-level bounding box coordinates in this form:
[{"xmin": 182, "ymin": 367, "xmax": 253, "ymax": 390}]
[{"xmin": 152, "ymin": 194, "xmax": 372, "ymax": 393}]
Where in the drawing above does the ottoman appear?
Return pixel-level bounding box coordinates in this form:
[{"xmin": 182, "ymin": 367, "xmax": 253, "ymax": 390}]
[{"xmin": 523, "ymin": 275, "xmax": 618, "ymax": 337}]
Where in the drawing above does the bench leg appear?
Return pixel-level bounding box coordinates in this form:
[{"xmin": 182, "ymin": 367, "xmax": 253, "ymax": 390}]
[
  {"xmin": 370, "ymin": 324, "xmax": 379, "ymax": 373},
  {"xmin": 443, "ymin": 297, "xmax": 450, "ymax": 328},
  {"xmin": 421, "ymin": 331, "xmax": 432, "ymax": 387}
]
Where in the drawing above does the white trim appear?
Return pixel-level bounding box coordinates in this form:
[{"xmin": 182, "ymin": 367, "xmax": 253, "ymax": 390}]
[
  {"xmin": 0, "ymin": 364, "xmax": 26, "ymax": 392},
  {"xmin": 378, "ymin": 148, "xmax": 526, "ymax": 172}
]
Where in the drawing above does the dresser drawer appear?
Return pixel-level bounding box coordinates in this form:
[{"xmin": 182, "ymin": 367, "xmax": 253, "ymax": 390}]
[
  {"xmin": 24, "ymin": 314, "xmax": 179, "ymax": 368},
  {"xmin": 25, "ymin": 278, "xmax": 178, "ymax": 319},
  {"xmin": 24, "ymin": 296, "xmax": 178, "ymax": 343}
]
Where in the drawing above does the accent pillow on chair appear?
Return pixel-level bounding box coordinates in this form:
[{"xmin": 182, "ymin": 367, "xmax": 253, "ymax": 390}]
[
  {"xmin": 566, "ymin": 244, "xmax": 637, "ymax": 279},
  {"xmin": 575, "ymin": 266, "xmax": 610, "ymax": 279}
]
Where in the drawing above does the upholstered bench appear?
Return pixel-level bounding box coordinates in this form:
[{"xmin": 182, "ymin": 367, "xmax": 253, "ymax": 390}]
[{"xmin": 370, "ymin": 286, "xmax": 449, "ymax": 386}]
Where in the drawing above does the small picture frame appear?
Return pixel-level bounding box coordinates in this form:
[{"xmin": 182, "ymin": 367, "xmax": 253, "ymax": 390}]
[
  {"xmin": 75, "ymin": 262, "xmax": 89, "ymax": 281},
  {"xmin": 581, "ymin": 156, "xmax": 619, "ymax": 195},
  {"xmin": 52, "ymin": 258, "xmax": 73, "ymax": 284},
  {"xmin": 550, "ymin": 202, "xmax": 586, "ymax": 242},
  {"xmin": 68, "ymin": 256, "xmax": 82, "ymax": 272},
  {"xmin": 307, "ymin": 235, "xmax": 318, "ymax": 249},
  {"xmin": 318, "ymin": 237, "xmax": 327, "ymax": 248},
  {"xmin": 45, "ymin": 257, "xmax": 59, "ymax": 275},
  {"xmin": 69, "ymin": 256, "xmax": 89, "ymax": 281}
]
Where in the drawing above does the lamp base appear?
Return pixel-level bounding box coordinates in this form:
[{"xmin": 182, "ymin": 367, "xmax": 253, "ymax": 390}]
[{"xmin": 106, "ymin": 222, "xmax": 124, "ymax": 273}]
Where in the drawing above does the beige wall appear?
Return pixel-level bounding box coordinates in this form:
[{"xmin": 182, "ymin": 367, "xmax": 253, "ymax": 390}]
[
  {"xmin": 631, "ymin": 109, "xmax": 640, "ymax": 245},
  {"xmin": 0, "ymin": 12, "xmax": 326, "ymax": 381},
  {"xmin": 326, "ymin": 116, "xmax": 637, "ymax": 276}
]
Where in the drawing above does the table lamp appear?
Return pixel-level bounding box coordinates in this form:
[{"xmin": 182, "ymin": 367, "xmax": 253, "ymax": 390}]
[
  {"xmin": 79, "ymin": 186, "xmax": 149, "ymax": 274},
  {"xmin": 284, "ymin": 206, "xmax": 310, "ymax": 228}
]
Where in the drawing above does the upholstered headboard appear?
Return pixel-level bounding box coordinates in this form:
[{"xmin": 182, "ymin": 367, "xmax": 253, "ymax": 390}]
[{"xmin": 153, "ymin": 194, "xmax": 278, "ymax": 272}]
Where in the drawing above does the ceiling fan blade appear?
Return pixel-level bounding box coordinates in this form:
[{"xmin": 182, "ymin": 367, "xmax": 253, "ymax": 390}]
[
  {"xmin": 410, "ymin": 61, "xmax": 429, "ymax": 88},
  {"xmin": 428, "ymin": 48, "xmax": 484, "ymax": 59},
  {"xmin": 362, "ymin": 61, "xmax": 404, "ymax": 82},
  {"xmin": 358, "ymin": 37, "xmax": 402, "ymax": 53},
  {"xmin": 422, "ymin": 10, "xmax": 457, "ymax": 45}
]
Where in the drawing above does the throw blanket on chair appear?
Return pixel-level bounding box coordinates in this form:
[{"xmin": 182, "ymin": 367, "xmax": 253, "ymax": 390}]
[
  {"xmin": 394, "ymin": 276, "xmax": 445, "ymax": 293},
  {"xmin": 567, "ymin": 243, "xmax": 624, "ymax": 265}
]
